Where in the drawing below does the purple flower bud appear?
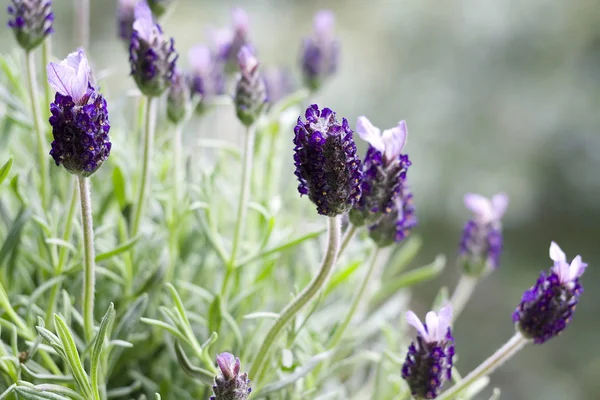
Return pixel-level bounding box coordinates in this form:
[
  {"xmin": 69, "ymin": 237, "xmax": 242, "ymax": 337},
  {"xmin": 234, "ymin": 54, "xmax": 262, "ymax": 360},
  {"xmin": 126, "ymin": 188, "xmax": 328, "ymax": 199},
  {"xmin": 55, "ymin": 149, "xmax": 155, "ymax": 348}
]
[
  {"xmin": 167, "ymin": 69, "xmax": 191, "ymax": 124},
  {"xmin": 300, "ymin": 10, "xmax": 340, "ymax": 91},
  {"xmin": 47, "ymin": 49, "xmax": 111, "ymax": 176},
  {"xmin": 262, "ymin": 67, "xmax": 295, "ymax": 105},
  {"xmin": 350, "ymin": 117, "xmax": 411, "ymax": 227},
  {"xmin": 459, "ymin": 193, "xmax": 508, "ymax": 275},
  {"xmin": 234, "ymin": 46, "xmax": 266, "ymax": 126},
  {"xmin": 210, "ymin": 353, "xmax": 251, "ymax": 400},
  {"xmin": 293, "ymin": 105, "xmax": 362, "ymax": 216},
  {"xmin": 129, "ymin": 1, "xmax": 178, "ymax": 97},
  {"xmin": 117, "ymin": 0, "xmax": 137, "ymax": 42},
  {"xmin": 368, "ymin": 179, "xmax": 417, "ymax": 247},
  {"xmin": 188, "ymin": 44, "xmax": 225, "ymax": 114},
  {"xmin": 147, "ymin": 0, "xmax": 173, "ymax": 18},
  {"xmin": 402, "ymin": 305, "xmax": 455, "ymax": 399},
  {"xmin": 8, "ymin": 0, "xmax": 53, "ymax": 51},
  {"xmin": 513, "ymin": 242, "xmax": 587, "ymax": 344},
  {"xmin": 213, "ymin": 7, "xmax": 250, "ymax": 74}
]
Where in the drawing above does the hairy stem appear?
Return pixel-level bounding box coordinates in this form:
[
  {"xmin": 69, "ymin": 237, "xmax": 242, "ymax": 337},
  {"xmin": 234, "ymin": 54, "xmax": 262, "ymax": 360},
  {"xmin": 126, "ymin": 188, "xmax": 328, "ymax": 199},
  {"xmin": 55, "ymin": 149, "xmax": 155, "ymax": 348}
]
[
  {"xmin": 132, "ymin": 96, "xmax": 156, "ymax": 236},
  {"xmin": 222, "ymin": 124, "xmax": 256, "ymax": 297},
  {"xmin": 25, "ymin": 50, "xmax": 48, "ymax": 208},
  {"xmin": 338, "ymin": 224, "xmax": 358, "ymax": 258},
  {"xmin": 42, "ymin": 39, "xmax": 52, "ymax": 126},
  {"xmin": 249, "ymin": 215, "xmax": 342, "ymax": 384},
  {"xmin": 449, "ymin": 274, "xmax": 478, "ymax": 322},
  {"xmin": 75, "ymin": 0, "xmax": 90, "ymax": 49},
  {"xmin": 79, "ymin": 176, "xmax": 96, "ymax": 343},
  {"xmin": 437, "ymin": 333, "xmax": 528, "ymax": 400}
]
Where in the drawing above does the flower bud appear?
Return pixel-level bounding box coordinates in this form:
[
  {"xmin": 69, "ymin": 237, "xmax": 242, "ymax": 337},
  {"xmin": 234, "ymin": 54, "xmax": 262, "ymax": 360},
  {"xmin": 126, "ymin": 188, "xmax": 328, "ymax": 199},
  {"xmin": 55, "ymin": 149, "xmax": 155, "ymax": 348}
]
[
  {"xmin": 8, "ymin": 0, "xmax": 53, "ymax": 51},
  {"xmin": 166, "ymin": 69, "xmax": 191, "ymax": 124},
  {"xmin": 300, "ymin": 10, "xmax": 339, "ymax": 91},
  {"xmin": 234, "ymin": 46, "xmax": 266, "ymax": 126},
  {"xmin": 47, "ymin": 49, "xmax": 111, "ymax": 176},
  {"xmin": 368, "ymin": 180, "xmax": 417, "ymax": 247},
  {"xmin": 210, "ymin": 353, "xmax": 251, "ymax": 400},
  {"xmin": 293, "ymin": 104, "xmax": 362, "ymax": 216}
]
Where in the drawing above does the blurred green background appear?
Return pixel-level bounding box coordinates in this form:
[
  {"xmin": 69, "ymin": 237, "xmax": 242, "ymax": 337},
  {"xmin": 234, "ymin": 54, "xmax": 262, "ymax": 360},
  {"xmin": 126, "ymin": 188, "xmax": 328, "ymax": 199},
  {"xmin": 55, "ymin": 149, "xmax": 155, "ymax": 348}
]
[{"xmin": 2, "ymin": 0, "xmax": 600, "ymax": 398}]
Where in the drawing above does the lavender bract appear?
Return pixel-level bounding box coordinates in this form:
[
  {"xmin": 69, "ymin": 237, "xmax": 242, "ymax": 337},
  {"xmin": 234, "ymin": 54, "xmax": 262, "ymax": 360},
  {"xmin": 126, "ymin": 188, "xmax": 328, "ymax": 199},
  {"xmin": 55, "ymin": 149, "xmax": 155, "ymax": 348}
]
[
  {"xmin": 47, "ymin": 49, "xmax": 111, "ymax": 176},
  {"xmin": 212, "ymin": 7, "xmax": 250, "ymax": 73},
  {"xmin": 368, "ymin": 180, "xmax": 417, "ymax": 247},
  {"xmin": 293, "ymin": 104, "xmax": 362, "ymax": 216},
  {"xmin": 7, "ymin": 0, "xmax": 53, "ymax": 51},
  {"xmin": 350, "ymin": 117, "xmax": 411, "ymax": 227},
  {"xmin": 513, "ymin": 242, "xmax": 586, "ymax": 344},
  {"xmin": 167, "ymin": 69, "xmax": 191, "ymax": 124},
  {"xmin": 459, "ymin": 193, "xmax": 508, "ymax": 275},
  {"xmin": 188, "ymin": 44, "xmax": 225, "ymax": 114},
  {"xmin": 402, "ymin": 305, "xmax": 455, "ymax": 399},
  {"xmin": 117, "ymin": 0, "xmax": 138, "ymax": 42},
  {"xmin": 129, "ymin": 1, "xmax": 178, "ymax": 97},
  {"xmin": 234, "ymin": 46, "xmax": 266, "ymax": 126},
  {"xmin": 301, "ymin": 10, "xmax": 340, "ymax": 91},
  {"xmin": 210, "ymin": 353, "xmax": 251, "ymax": 400}
]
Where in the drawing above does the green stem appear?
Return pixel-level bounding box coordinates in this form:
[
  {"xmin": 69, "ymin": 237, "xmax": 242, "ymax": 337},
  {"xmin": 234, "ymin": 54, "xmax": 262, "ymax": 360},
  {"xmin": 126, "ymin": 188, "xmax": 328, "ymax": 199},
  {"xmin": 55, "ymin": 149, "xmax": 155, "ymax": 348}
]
[
  {"xmin": 449, "ymin": 274, "xmax": 478, "ymax": 322},
  {"xmin": 45, "ymin": 180, "xmax": 78, "ymax": 326},
  {"xmin": 222, "ymin": 124, "xmax": 256, "ymax": 297},
  {"xmin": 173, "ymin": 123, "xmax": 183, "ymax": 203},
  {"xmin": 79, "ymin": 176, "xmax": 96, "ymax": 343},
  {"xmin": 437, "ymin": 333, "xmax": 528, "ymax": 400},
  {"xmin": 75, "ymin": 0, "xmax": 90, "ymax": 49},
  {"xmin": 328, "ymin": 247, "xmax": 380, "ymax": 349},
  {"xmin": 249, "ymin": 215, "xmax": 342, "ymax": 384},
  {"xmin": 42, "ymin": 39, "xmax": 52, "ymax": 127},
  {"xmin": 25, "ymin": 50, "xmax": 48, "ymax": 208},
  {"xmin": 338, "ymin": 224, "xmax": 358, "ymax": 258},
  {"xmin": 132, "ymin": 96, "xmax": 156, "ymax": 237}
]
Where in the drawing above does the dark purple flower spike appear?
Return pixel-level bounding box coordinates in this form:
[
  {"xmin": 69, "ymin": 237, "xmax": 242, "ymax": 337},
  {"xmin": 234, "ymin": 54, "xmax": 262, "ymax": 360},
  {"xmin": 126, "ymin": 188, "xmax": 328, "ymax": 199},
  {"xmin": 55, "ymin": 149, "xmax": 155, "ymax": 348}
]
[
  {"xmin": 300, "ymin": 10, "xmax": 340, "ymax": 91},
  {"xmin": 8, "ymin": 0, "xmax": 53, "ymax": 51},
  {"xmin": 234, "ymin": 46, "xmax": 266, "ymax": 126}
]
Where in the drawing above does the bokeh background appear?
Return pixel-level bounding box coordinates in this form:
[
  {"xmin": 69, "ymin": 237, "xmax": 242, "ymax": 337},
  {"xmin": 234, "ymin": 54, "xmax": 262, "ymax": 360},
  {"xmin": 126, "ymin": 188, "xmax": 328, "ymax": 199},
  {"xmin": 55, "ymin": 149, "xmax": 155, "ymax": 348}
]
[{"xmin": 2, "ymin": 0, "xmax": 600, "ymax": 398}]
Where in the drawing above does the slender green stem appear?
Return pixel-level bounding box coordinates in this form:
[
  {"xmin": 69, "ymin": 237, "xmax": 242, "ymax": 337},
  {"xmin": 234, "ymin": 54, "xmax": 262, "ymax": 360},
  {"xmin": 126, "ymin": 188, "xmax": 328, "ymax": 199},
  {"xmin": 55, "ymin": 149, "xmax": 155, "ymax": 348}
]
[
  {"xmin": 42, "ymin": 39, "xmax": 52, "ymax": 127},
  {"xmin": 166, "ymin": 123, "xmax": 184, "ymax": 284},
  {"xmin": 328, "ymin": 247, "xmax": 381, "ymax": 349},
  {"xmin": 338, "ymin": 224, "xmax": 358, "ymax": 258},
  {"xmin": 132, "ymin": 96, "xmax": 156, "ymax": 237},
  {"xmin": 222, "ymin": 124, "xmax": 256, "ymax": 297},
  {"xmin": 45, "ymin": 180, "xmax": 78, "ymax": 326},
  {"xmin": 173, "ymin": 123, "xmax": 184, "ymax": 203},
  {"xmin": 450, "ymin": 274, "xmax": 478, "ymax": 322},
  {"xmin": 249, "ymin": 215, "xmax": 342, "ymax": 384},
  {"xmin": 437, "ymin": 333, "xmax": 528, "ymax": 400},
  {"xmin": 25, "ymin": 50, "xmax": 48, "ymax": 208},
  {"xmin": 75, "ymin": 0, "xmax": 90, "ymax": 49},
  {"xmin": 78, "ymin": 176, "xmax": 96, "ymax": 343}
]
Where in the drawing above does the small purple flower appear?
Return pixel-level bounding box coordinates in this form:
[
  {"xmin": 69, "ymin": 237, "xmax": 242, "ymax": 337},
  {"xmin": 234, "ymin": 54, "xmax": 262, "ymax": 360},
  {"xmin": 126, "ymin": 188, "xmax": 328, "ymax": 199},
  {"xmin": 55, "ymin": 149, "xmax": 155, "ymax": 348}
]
[
  {"xmin": 300, "ymin": 10, "xmax": 340, "ymax": 91},
  {"xmin": 166, "ymin": 69, "xmax": 191, "ymax": 124},
  {"xmin": 513, "ymin": 242, "xmax": 587, "ymax": 344},
  {"xmin": 8, "ymin": 0, "xmax": 53, "ymax": 51},
  {"xmin": 293, "ymin": 104, "xmax": 362, "ymax": 216},
  {"xmin": 147, "ymin": 0, "xmax": 173, "ymax": 18},
  {"xmin": 47, "ymin": 48, "xmax": 111, "ymax": 176},
  {"xmin": 188, "ymin": 44, "xmax": 225, "ymax": 114},
  {"xmin": 212, "ymin": 7, "xmax": 251, "ymax": 74},
  {"xmin": 402, "ymin": 305, "xmax": 455, "ymax": 399},
  {"xmin": 350, "ymin": 117, "xmax": 411, "ymax": 227},
  {"xmin": 129, "ymin": 1, "xmax": 178, "ymax": 97},
  {"xmin": 234, "ymin": 46, "xmax": 266, "ymax": 126},
  {"xmin": 117, "ymin": 0, "xmax": 138, "ymax": 42},
  {"xmin": 459, "ymin": 193, "xmax": 508, "ymax": 275},
  {"xmin": 263, "ymin": 67, "xmax": 295, "ymax": 105},
  {"xmin": 210, "ymin": 352, "xmax": 251, "ymax": 400}
]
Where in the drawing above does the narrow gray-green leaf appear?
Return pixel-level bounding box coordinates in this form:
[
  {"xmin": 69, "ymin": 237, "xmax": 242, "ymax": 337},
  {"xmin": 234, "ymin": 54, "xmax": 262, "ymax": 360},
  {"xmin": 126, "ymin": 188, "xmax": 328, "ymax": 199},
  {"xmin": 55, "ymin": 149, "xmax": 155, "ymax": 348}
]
[
  {"xmin": 0, "ymin": 157, "xmax": 13, "ymax": 185},
  {"xmin": 0, "ymin": 207, "xmax": 31, "ymax": 268},
  {"xmin": 32, "ymin": 385, "xmax": 85, "ymax": 400},
  {"xmin": 91, "ymin": 303, "xmax": 115, "ymax": 399},
  {"xmin": 95, "ymin": 235, "xmax": 140, "ymax": 262},
  {"xmin": 14, "ymin": 386, "xmax": 72, "ymax": 400}
]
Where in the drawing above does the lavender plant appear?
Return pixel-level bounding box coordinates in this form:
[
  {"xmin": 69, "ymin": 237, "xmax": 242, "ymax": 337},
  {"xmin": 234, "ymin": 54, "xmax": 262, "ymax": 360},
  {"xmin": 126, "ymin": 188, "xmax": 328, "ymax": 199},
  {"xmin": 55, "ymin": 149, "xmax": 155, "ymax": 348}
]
[{"xmin": 0, "ymin": 3, "xmax": 590, "ymax": 400}]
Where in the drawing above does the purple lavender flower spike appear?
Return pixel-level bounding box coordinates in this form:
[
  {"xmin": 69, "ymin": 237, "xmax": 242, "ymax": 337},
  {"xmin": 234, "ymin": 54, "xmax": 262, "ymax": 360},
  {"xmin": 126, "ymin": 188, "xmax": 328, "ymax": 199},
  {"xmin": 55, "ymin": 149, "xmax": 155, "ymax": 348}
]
[
  {"xmin": 8, "ymin": 0, "xmax": 53, "ymax": 51},
  {"xmin": 293, "ymin": 104, "xmax": 362, "ymax": 216},
  {"xmin": 513, "ymin": 242, "xmax": 587, "ymax": 344},
  {"xmin": 262, "ymin": 66, "xmax": 295, "ymax": 105},
  {"xmin": 166, "ymin": 69, "xmax": 191, "ymax": 124},
  {"xmin": 402, "ymin": 305, "xmax": 455, "ymax": 399},
  {"xmin": 47, "ymin": 48, "xmax": 111, "ymax": 177},
  {"xmin": 188, "ymin": 44, "xmax": 225, "ymax": 115},
  {"xmin": 215, "ymin": 7, "xmax": 251, "ymax": 74},
  {"xmin": 210, "ymin": 352, "xmax": 251, "ymax": 400},
  {"xmin": 350, "ymin": 117, "xmax": 411, "ymax": 228},
  {"xmin": 147, "ymin": 0, "xmax": 173, "ymax": 18},
  {"xmin": 234, "ymin": 46, "xmax": 266, "ymax": 126},
  {"xmin": 458, "ymin": 192, "xmax": 508, "ymax": 275},
  {"xmin": 117, "ymin": 0, "xmax": 138, "ymax": 42},
  {"xmin": 300, "ymin": 10, "xmax": 340, "ymax": 91},
  {"xmin": 129, "ymin": 1, "xmax": 178, "ymax": 97},
  {"xmin": 368, "ymin": 179, "xmax": 417, "ymax": 247}
]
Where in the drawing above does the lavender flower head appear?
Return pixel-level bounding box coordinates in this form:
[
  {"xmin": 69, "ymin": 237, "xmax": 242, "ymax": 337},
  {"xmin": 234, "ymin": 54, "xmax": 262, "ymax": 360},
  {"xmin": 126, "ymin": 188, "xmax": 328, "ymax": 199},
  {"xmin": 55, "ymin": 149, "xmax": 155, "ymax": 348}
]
[
  {"xmin": 234, "ymin": 46, "xmax": 266, "ymax": 126},
  {"xmin": 47, "ymin": 48, "xmax": 111, "ymax": 176},
  {"xmin": 210, "ymin": 352, "xmax": 251, "ymax": 400},
  {"xmin": 166, "ymin": 69, "xmax": 191, "ymax": 124},
  {"xmin": 212, "ymin": 7, "xmax": 251, "ymax": 73},
  {"xmin": 350, "ymin": 117, "xmax": 411, "ymax": 227},
  {"xmin": 513, "ymin": 242, "xmax": 587, "ymax": 344},
  {"xmin": 368, "ymin": 180, "xmax": 417, "ymax": 247},
  {"xmin": 188, "ymin": 44, "xmax": 225, "ymax": 114},
  {"xmin": 459, "ymin": 193, "xmax": 508, "ymax": 276},
  {"xmin": 117, "ymin": 0, "xmax": 138, "ymax": 41},
  {"xmin": 402, "ymin": 305, "xmax": 455, "ymax": 399},
  {"xmin": 129, "ymin": 1, "xmax": 178, "ymax": 97},
  {"xmin": 293, "ymin": 105, "xmax": 362, "ymax": 216},
  {"xmin": 8, "ymin": 0, "xmax": 53, "ymax": 51},
  {"xmin": 301, "ymin": 10, "xmax": 340, "ymax": 91}
]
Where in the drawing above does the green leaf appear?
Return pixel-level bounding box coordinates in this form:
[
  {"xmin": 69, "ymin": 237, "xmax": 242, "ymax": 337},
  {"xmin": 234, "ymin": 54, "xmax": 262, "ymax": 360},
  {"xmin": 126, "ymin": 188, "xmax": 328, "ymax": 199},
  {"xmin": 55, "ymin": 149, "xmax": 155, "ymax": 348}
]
[
  {"xmin": 52, "ymin": 314, "xmax": 93, "ymax": 398},
  {"xmin": 324, "ymin": 259, "xmax": 362, "ymax": 297},
  {"xmin": 112, "ymin": 166, "xmax": 127, "ymax": 211},
  {"xmin": 173, "ymin": 341, "xmax": 214, "ymax": 384},
  {"xmin": 90, "ymin": 303, "xmax": 115, "ymax": 399},
  {"xmin": 0, "ymin": 207, "xmax": 32, "ymax": 268},
  {"xmin": 14, "ymin": 386, "xmax": 73, "ymax": 400},
  {"xmin": 31, "ymin": 385, "xmax": 85, "ymax": 400},
  {"xmin": 95, "ymin": 235, "xmax": 140, "ymax": 262},
  {"xmin": 382, "ymin": 235, "xmax": 423, "ymax": 279},
  {"xmin": 0, "ymin": 157, "xmax": 13, "ymax": 186},
  {"xmin": 208, "ymin": 295, "xmax": 222, "ymax": 335}
]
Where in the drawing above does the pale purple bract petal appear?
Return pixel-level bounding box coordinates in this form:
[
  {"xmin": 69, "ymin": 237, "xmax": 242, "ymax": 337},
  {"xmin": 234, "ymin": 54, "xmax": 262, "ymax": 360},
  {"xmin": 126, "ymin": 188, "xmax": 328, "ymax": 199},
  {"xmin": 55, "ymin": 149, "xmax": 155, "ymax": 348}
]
[
  {"xmin": 436, "ymin": 304, "xmax": 453, "ymax": 338},
  {"xmin": 46, "ymin": 48, "xmax": 90, "ymax": 104},
  {"xmin": 549, "ymin": 241, "xmax": 566, "ymax": 263},
  {"xmin": 314, "ymin": 10, "xmax": 335, "ymax": 39},
  {"xmin": 231, "ymin": 7, "xmax": 249, "ymax": 35},
  {"xmin": 491, "ymin": 193, "xmax": 509, "ymax": 219},
  {"xmin": 464, "ymin": 193, "xmax": 494, "ymax": 223},
  {"xmin": 237, "ymin": 46, "xmax": 257, "ymax": 79},
  {"xmin": 356, "ymin": 116, "xmax": 384, "ymax": 152},
  {"xmin": 405, "ymin": 310, "xmax": 428, "ymax": 340},
  {"xmin": 381, "ymin": 120, "xmax": 407, "ymax": 162},
  {"xmin": 132, "ymin": 1, "xmax": 156, "ymax": 42},
  {"xmin": 216, "ymin": 352, "xmax": 237, "ymax": 380},
  {"xmin": 188, "ymin": 44, "xmax": 213, "ymax": 75}
]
